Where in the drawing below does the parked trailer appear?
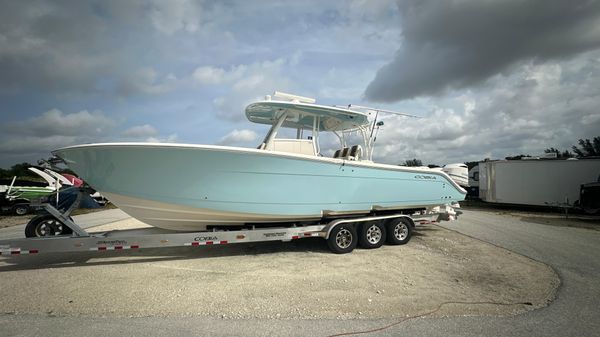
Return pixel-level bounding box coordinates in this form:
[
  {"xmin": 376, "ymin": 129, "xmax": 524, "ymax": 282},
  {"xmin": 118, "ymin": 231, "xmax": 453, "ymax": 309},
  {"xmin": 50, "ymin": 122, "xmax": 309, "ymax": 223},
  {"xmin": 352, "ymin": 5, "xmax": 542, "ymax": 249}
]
[
  {"xmin": 478, "ymin": 158, "xmax": 600, "ymax": 208},
  {"xmin": 0, "ymin": 188, "xmax": 460, "ymax": 256}
]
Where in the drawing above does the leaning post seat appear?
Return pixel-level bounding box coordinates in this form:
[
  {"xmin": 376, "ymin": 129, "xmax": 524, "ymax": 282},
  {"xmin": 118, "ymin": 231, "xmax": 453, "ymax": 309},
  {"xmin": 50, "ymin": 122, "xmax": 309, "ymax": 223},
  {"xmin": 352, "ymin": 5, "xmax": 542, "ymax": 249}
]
[
  {"xmin": 348, "ymin": 145, "xmax": 363, "ymax": 161},
  {"xmin": 340, "ymin": 147, "xmax": 350, "ymax": 158},
  {"xmin": 333, "ymin": 147, "xmax": 349, "ymax": 158}
]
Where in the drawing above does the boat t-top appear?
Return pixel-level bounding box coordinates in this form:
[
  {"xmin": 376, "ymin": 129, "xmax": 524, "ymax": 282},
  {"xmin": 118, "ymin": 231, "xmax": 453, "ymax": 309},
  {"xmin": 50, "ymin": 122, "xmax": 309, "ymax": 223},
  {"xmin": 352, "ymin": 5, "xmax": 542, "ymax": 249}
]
[{"xmin": 52, "ymin": 92, "xmax": 466, "ymax": 232}]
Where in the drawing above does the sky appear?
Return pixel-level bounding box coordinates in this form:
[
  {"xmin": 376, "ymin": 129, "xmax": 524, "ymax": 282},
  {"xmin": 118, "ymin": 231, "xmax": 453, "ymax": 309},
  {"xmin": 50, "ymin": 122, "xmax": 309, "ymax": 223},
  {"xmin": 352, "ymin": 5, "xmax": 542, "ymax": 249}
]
[{"xmin": 1, "ymin": 0, "xmax": 600, "ymax": 168}]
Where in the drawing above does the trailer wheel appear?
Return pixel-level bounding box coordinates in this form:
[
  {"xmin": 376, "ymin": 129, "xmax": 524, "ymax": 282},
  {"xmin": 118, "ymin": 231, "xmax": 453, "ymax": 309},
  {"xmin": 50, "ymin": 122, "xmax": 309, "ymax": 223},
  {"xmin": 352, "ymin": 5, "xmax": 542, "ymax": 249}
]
[
  {"xmin": 386, "ymin": 218, "xmax": 412, "ymax": 245},
  {"xmin": 25, "ymin": 214, "xmax": 74, "ymax": 238},
  {"xmin": 327, "ymin": 224, "xmax": 357, "ymax": 254},
  {"xmin": 12, "ymin": 204, "xmax": 30, "ymax": 216},
  {"xmin": 358, "ymin": 221, "xmax": 386, "ymax": 249}
]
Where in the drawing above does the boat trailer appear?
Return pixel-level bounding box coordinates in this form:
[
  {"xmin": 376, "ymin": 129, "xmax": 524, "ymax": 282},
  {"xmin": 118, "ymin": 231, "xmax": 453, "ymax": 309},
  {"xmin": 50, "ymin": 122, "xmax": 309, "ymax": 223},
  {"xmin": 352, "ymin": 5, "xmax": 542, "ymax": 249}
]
[{"xmin": 0, "ymin": 188, "xmax": 460, "ymax": 255}]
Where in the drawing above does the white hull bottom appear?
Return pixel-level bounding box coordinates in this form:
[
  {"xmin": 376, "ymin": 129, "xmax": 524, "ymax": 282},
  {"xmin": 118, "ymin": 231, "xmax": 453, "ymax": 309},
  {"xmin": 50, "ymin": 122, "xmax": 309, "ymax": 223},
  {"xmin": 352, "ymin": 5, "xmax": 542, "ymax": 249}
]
[
  {"xmin": 102, "ymin": 192, "xmax": 440, "ymax": 232},
  {"xmin": 448, "ymin": 175, "xmax": 469, "ymax": 188},
  {"xmin": 103, "ymin": 192, "xmax": 322, "ymax": 231}
]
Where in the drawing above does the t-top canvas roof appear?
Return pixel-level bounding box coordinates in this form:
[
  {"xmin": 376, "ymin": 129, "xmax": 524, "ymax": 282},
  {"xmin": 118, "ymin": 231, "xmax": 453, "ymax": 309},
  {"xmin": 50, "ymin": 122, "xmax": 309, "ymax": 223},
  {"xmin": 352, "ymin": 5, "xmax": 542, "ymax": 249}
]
[{"xmin": 245, "ymin": 101, "xmax": 370, "ymax": 132}]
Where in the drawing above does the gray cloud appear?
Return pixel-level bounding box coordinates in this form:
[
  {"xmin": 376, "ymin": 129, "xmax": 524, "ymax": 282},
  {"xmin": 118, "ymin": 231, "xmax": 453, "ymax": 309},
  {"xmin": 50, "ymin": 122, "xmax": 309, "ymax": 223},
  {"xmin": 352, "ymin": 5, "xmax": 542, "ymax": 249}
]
[
  {"xmin": 0, "ymin": 0, "xmax": 207, "ymax": 97},
  {"xmin": 0, "ymin": 108, "xmax": 116, "ymax": 165},
  {"xmin": 0, "ymin": 1, "xmax": 116, "ymax": 94},
  {"xmin": 5, "ymin": 109, "xmax": 115, "ymax": 137},
  {"xmin": 209, "ymin": 59, "xmax": 293, "ymax": 121},
  {"xmin": 121, "ymin": 124, "xmax": 159, "ymax": 138},
  {"xmin": 371, "ymin": 51, "xmax": 600, "ymax": 165},
  {"xmin": 217, "ymin": 129, "xmax": 258, "ymax": 146},
  {"xmin": 365, "ymin": 0, "xmax": 600, "ymax": 102}
]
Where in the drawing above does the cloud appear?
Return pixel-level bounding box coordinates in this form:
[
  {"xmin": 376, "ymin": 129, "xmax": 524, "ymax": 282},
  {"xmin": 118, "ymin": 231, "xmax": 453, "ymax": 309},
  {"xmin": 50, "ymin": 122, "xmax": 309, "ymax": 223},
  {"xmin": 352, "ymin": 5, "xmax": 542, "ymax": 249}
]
[
  {"xmin": 0, "ymin": 109, "xmax": 117, "ymax": 165},
  {"xmin": 121, "ymin": 124, "xmax": 159, "ymax": 138},
  {"xmin": 145, "ymin": 134, "xmax": 178, "ymax": 143},
  {"xmin": 5, "ymin": 109, "xmax": 115, "ymax": 137},
  {"xmin": 370, "ymin": 52, "xmax": 600, "ymax": 165},
  {"xmin": 3, "ymin": 0, "xmax": 598, "ymax": 172},
  {"xmin": 0, "ymin": 1, "xmax": 119, "ymax": 95},
  {"xmin": 148, "ymin": 0, "xmax": 204, "ymax": 34},
  {"xmin": 191, "ymin": 65, "xmax": 247, "ymax": 86},
  {"xmin": 0, "ymin": 1, "xmax": 207, "ymax": 97},
  {"xmin": 0, "ymin": 108, "xmax": 182, "ymax": 166},
  {"xmin": 192, "ymin": 66, "xmax": 228, "ymax": 85},
  {"xmin": 0, "ymin": 135, "xmax": 79, "ymax": 155},
  {"xmin": 196, "ymin": 59, "xmax": 293, "ymax": 121},
  {"xmin": 365, "ymin": 0, "xmax": 600, "ymax": 102},
  {"xmin": 217, "ymin": 129, "xmax": 258, "ymax": 146},
  {"xmin": 116, "ymin": 68, "xmax": 180, "ymax": 96}
]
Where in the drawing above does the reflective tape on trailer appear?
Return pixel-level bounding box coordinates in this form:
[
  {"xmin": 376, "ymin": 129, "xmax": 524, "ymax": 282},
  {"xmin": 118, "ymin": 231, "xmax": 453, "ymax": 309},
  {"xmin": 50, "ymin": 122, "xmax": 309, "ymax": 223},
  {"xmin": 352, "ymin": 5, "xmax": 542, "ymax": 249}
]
[
  {"xmin": 184, "ymin": 241, "xmax": 228, "ymax": 246},
  {"xmin": 292, "ymin": 232, "xmax": 321, "ymax": 240},
  {"xmin": 89, "ymin": 245, "xmax": 140, "ymax": 251},
  {"xmin": 0, "ymin": 248, "xmax": 39, "ymax": 255}
]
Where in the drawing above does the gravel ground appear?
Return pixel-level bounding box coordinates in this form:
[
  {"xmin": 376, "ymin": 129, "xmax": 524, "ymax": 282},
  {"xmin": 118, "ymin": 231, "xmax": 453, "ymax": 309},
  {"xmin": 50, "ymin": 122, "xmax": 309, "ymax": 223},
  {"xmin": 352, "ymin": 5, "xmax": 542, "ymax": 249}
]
[
  {"xmin": 0, "ymin": 214, "xmax": 36, "ymax": 229},
  {"xmin": 0, "ymin": 205, "xmax": 114, "ymax": 229},
  {"xmin": 0, "ymin": 217, "xmax": 558, "ymax": 320}
]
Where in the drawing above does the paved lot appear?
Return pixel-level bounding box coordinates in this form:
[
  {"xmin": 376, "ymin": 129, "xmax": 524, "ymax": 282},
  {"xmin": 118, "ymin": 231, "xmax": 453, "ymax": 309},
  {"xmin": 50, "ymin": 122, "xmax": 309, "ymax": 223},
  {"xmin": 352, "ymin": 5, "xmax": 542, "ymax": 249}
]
[{"xmin": 0, "ymin": 209, "xmax": 598, "ymax": 337}]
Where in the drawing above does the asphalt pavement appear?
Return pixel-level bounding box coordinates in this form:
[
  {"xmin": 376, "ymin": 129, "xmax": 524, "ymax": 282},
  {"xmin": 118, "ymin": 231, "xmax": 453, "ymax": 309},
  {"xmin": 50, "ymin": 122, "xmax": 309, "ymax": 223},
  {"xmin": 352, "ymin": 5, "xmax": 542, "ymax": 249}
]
[{"xmin": 1, "ymin": 209, "xmax": 599, "ymax": 337}]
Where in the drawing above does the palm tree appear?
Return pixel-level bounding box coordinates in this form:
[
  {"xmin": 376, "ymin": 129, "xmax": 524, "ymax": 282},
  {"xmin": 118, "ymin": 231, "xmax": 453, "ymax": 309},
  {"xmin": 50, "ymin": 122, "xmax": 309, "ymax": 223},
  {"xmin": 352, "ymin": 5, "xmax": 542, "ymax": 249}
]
[
  {"xmin": 403, "ymin": 159, "xmax": 423, "ymax": 167},
  {"xmin": 544, "ymin": 147, "xmax": 574, "ymax": 158},
  {"xmin": 572, "ymin": 137, "xmax": 600, "ymax": 157}
]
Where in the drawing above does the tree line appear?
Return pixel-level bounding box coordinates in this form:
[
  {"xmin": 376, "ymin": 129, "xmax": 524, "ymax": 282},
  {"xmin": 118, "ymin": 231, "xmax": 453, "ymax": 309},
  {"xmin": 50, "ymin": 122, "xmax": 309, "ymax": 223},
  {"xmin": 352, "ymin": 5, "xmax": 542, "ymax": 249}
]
[
  {"xmin": 401, "ymin": 136, "xmax": 600, "ymax": 167},
  {"xmin": 0, "ymin": 163, "xmax": 40, "ymax": 180},
  {"xmin": 0, "ymin": 162, "xmax": 74, "ymax": 180},
  {"xmin": 544, "ymin": 137, "xmax": 600, "ymax": 158}
]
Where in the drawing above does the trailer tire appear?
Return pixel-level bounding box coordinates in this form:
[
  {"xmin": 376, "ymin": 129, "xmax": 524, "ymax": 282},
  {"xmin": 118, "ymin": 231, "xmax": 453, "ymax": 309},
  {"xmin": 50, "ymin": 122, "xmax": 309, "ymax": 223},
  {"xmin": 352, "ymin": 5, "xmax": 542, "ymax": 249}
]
[
  {"xmin": 12, "ymin": 204, "xmax": 30, "ymax": 216},
  {"xmin": 583, "ymin": 207, "xmax": 600, "ymax": 215},
  {"xmin": 358, "ymin": 221, "xmax": 386, "ymax": 249},
  {"xmin": 25, "ymin": 214, "xmax": 74, "ymax": 238},
  {"xmin": 385, "ymin": 218, "xmax": 412, "ymax": 245},
  {"xmin": 327, "ymin": 224, "xmax": 357, "ymax": 254}
]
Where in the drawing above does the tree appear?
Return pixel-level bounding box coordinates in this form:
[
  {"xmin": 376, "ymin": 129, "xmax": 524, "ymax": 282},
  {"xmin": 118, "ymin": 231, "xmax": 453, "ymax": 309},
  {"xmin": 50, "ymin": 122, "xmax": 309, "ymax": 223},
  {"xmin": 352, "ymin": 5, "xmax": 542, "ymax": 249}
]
[
  {"xmin": 0, "ymin": 162, "xmax": 38, "ymax": 180},
  {"xmin": 544, "ymin": 147, "xmax": 574, "ymax": 159},
  {"xmin": 403, "ymin": 159, "xmax": 423, "ymax": 167},
  {"xmin": 465, "ymin": 161, "xmax": 479, "ymax": 170},
  {"xmin": 572, "ymin": 137, "xmax": 600, "ymax": 158},
  {"xmin": 505, "ymin": 154, "xmax": 530, "ymax": 160}
]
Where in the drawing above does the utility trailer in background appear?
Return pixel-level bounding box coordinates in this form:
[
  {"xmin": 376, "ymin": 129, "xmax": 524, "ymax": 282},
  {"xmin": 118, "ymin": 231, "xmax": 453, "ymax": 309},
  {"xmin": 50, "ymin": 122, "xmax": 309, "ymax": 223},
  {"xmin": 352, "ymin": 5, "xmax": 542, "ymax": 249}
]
[
  {"xmin": 478, "ymin": 158, "xmax": 600, "ymax": 210},
  {"xmin": 0, "ymin": 188, "xmax": 460, "ymax": 256}
]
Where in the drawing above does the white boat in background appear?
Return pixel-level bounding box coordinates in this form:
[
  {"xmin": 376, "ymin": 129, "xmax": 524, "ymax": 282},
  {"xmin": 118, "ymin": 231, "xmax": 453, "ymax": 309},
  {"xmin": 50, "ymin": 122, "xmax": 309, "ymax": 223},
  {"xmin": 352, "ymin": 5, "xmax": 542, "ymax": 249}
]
[
  {"xmin": 441, "ymin": 163, "xmax": 469, "ymax": 188},
  {"xmin": 53, "ymin": 92, "xmax": 466, "ymax": 231}
]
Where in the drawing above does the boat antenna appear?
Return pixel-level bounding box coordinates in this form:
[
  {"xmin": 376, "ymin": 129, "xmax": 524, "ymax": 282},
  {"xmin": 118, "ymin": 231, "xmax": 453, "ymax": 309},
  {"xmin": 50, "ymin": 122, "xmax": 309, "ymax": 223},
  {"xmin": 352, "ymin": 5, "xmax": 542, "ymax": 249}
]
[
  {"xmin": 347, "ymin": 104, "xmax": 420, "ymax": 160},
  {"xmin": 368, "ymin": 110, "xmax": 379, "ymax": 140}
]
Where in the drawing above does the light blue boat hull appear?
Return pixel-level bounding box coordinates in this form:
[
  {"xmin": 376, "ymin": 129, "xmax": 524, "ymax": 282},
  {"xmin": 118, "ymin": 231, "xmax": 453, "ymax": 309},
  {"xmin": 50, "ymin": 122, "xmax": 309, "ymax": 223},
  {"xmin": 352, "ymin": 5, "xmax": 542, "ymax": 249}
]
[{"xmin": 53, "ymin": 143, "xmax": 466, "ymax": 231}]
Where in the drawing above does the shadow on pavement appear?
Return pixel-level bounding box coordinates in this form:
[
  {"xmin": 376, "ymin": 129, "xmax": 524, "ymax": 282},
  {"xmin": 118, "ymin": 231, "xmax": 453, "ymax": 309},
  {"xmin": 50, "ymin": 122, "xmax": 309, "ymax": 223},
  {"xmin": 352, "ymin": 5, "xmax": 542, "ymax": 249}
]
[{"xmin": 0, "ymin": 238, "xmax": 331, "ymax": 272}]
